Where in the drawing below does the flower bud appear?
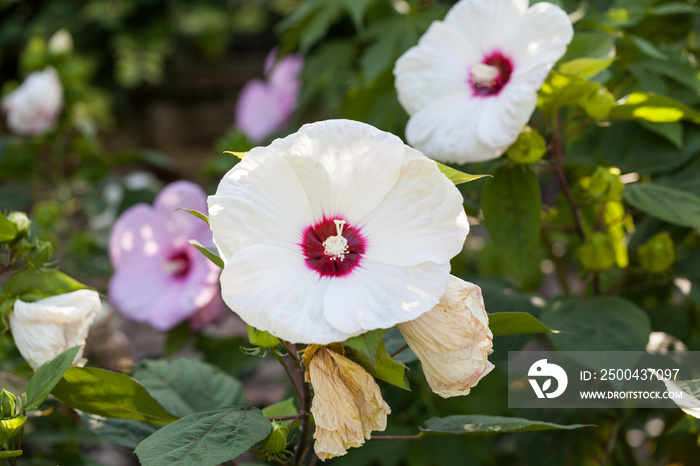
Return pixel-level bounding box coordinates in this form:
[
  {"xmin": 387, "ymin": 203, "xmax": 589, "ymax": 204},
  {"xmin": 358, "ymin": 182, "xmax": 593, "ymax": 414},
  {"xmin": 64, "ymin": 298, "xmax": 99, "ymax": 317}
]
[
  {"xmin": 48, "ymin": 29, "xmax": 73, "ymax": 55},
  {"xmin": 7, "ymin": 212, "xmax": 30, "ymax": 236},
  {"xmin": 246, "ymin": 324, "xmax": 280, "ymax": 348},
  {"xmin": 0, "ymin": 389, "xmax": 17, "ymax": 419},
  {"xmin": 261, "ymin": 422, "xmax": 289, "ymax": 455},
  {"xmin": 638, "ymin": 232, "xmax": 675, "ymax": 273},
  {"xmin": 506, "ymin": 126, "xmax": 546, "ymax": 165},
  {"xmin": 397, "ymin": 276, "xmax": 493, "ymax": 398},
  {"xmin": 581, "ymin": 166, "xmax": 624, "ymax": 202},
  {"xmin": 577, "ymin": 232, "xmax": 615, "ymax": 272},
  {"xmin": 10, "ymin": 289, "xmax": 100, "ymax": 370}
]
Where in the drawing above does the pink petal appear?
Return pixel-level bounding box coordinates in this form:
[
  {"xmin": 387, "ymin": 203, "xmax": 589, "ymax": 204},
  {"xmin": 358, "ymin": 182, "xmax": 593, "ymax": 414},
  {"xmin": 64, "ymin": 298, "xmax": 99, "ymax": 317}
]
[
  {"xmin": 109, "ymin": 204, "xmax": 171, "ymax": 268},
  {"xmin": 154, "ymin": 181, "xmax": 212, "ymax": 247}
]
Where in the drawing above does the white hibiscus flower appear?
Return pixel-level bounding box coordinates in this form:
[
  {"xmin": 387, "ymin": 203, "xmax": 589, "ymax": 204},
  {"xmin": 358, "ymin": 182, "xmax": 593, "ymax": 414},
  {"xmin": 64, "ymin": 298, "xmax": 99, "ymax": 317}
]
[
  {"xmin": 394, "ymin": 0, "xmax": 573, "ymax": 163},
  {"xmin": 208, "ymin": 119, "xmax": 469, "ymax": 344}
]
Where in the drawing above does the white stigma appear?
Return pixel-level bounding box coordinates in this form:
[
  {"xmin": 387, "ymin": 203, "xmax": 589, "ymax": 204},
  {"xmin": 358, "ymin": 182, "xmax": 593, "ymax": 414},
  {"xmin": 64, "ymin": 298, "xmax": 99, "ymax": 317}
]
[
  {"xmin": 323, "ymin": 219, "xmax": 350, "ymax": 261},
  {"xmin": 470, "ymin": 63, "xmax": 499, "ymax": 87}
]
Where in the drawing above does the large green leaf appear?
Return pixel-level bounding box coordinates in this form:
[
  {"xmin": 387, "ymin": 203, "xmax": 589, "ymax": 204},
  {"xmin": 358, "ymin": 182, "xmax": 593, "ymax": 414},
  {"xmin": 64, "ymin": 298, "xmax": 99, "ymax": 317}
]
[
  {"xmin": 540, "ymin": 296, "xmax": 651, "ymax": 351},
  {"xmin": 134, "ymin": 408, "xmax": 271, "ymax": 466},
  {"xmin": 0, "ymin": 214, "xmax": 16, "ymax": 242},
  {"xmin": 0, "ymin": 268, "xmax": 89, "ymax": 302},
  {"xmin": 343, "ymin": 329, "xmax": 386, "ymax": 367},
  {"xmin": 623, "ymin": 182, "xmax": 700, "ymax": 229},
  {"xmin": 345, "ymin": 341, "xmax": 409, "ymax": 390},
  {"xmin": 52, "ymin": 367, "xmax": 179, "ymax": 425},
  {"xmin": 481, "ymin": 166, "xmax": 541, "ymax": 283},
  {"xmin": 488, "ymin": 312, "xmax": 556, "ymax": 337},
  {"xmin": 609, "ymin": 92, "xmax": 700, "ymax": 123},
  {"xmin": 23, "ymin": 346, "xmax": 80, "ymax": 411},
  {"xmin": 420, "ymin": 415, "xmax": 592, "ymax": 434},
  {"xmin": 132, "ymin": 359, "xmax": 246, "ymax": 418},
  {"xmin": 81, "ymin": 414, "xmax": 158, "ymax": 449}
]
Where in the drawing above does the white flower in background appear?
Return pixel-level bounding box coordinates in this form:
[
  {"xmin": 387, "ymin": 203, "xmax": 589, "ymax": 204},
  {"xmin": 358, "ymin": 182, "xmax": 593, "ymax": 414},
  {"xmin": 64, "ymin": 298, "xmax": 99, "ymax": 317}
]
[
  {"xmin": 397, "ymin": 275, "xmax": 493, "ymax": 398},
  {"xmin": 9, "ymin": 289, "xmax": 100, "ymax": 370},
  {"xmin": 48, "ymin": 28, "xmax": 74, "ymax": 55},
  {"xmin": 2, "ymin": 67, "xmax": 63, "ymax": 136},
  {"xmin": 208, "ymin": 119, "xmax": 469, "ymax": 344},
  {"xmin": 394, "ymin": 0, "xmax": 573, "ymax": 163},
  {"xmin": 305, "ymin": 346, "xmax": 391, "ymax": 461}
]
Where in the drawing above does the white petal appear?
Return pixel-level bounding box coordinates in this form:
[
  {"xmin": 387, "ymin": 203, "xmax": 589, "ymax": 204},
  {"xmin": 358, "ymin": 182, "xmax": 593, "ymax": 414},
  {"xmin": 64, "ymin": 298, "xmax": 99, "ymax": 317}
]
[
  {"xmin": 219, "ymin": 242, "xmax": 347, "ymax": 344},
  {"xmin": 208, "ymin": 152, "xmax": 315, "ymax": 260},
  {"xmin": 359, "ymin": 156, "xmax": 468, "ymax": 267},
  {"xmin": 405, "ymin": 94, "xmax": 506, "ymax": 163},
  {"xmin": 507, "ymin": 3, "xmax": 573, "ymax": 80},
  {"xmin": 322, "ymin": 260, "xmax": 450, "ymax": 336},
  {"xmin": 445, "ymin": 0, "xmax": 528, "ymax": 53},
  {"xmin": 394, "ymin": 21, "xmax": 477, "ymax": 115},
  {"xmin": 477, "ymin": 81, "xmax": 538, "ymax": 149}
]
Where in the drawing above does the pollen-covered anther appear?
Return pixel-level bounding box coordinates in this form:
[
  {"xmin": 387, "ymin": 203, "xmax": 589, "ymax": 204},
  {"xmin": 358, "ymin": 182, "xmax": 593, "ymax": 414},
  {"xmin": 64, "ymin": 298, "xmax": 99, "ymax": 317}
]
[
  {"xmin": 322, "ymin": 219, "xmax": 350, "ymax": 261},
  {"xmin": 470, "ymin": 63, "xmax": 500, "ymax": 87}
]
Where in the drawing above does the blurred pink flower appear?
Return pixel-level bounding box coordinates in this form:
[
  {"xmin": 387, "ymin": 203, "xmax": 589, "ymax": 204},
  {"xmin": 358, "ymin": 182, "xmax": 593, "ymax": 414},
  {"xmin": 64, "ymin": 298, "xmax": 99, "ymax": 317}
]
[
  {"xmin": 235, "ymin": 51, "xmax": 303, "ymax": 142},
  {"xmin": 2, "ymin": 67, "xmax": 63, "ymax": 136},
  {"xmin": 109, "ymin": 181, "xmax": 222, "ymax": 331}
]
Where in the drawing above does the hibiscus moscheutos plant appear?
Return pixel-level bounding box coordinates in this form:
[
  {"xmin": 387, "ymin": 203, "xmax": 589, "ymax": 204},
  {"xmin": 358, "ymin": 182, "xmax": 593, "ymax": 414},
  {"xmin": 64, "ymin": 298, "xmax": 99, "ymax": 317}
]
[
  {"xmin": 109, "ymin": 181, "xmax": 222, "ymax": 331},
  {"xmin": 393, "ymin": 0, "xmax": 573, "ymax": 163},
  {"xmin": 235, "ymin": 50, "xmax": 303, "ymax": 142},
  {"xmin": 9, "ymin": 289, "xmax": 100, "ymax": 370},
  {"xmin": 208, "ymin": 118, "xmax": 469, "ymax": 345},
  {"xmin": 303, "ymin": 345, "xmax": 391, "ymax": 460},
  {"xmin": 1, "ymin": 66, "xmax": 63, "ymax": 136},
  {"xmin": 397, "ymin": 275, "xmax": 493, "ymax": 398}
]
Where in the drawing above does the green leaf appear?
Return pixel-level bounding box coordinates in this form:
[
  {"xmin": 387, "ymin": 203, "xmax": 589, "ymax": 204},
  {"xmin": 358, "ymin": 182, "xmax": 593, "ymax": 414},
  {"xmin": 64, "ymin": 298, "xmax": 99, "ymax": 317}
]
[
  {"xmin": 628, "ymin": 35, "xmax": 668, "ymax": 60},
  {"xmin": 134, "ymin": 408, "xmax": 271, "ymax": 466},
  {"xmin": 436, "ymin": 162, "xmax": 491, "ymax": 185},
  {"xmin": 0, "ymin": 214, "xmax": 16, "ymax": 242},
  {"xmin": 178, "ymin": 208, "xmax": 209, "ymax": 225},
  {"xmin": 345, "ymin": 341, "xmax": 409, "ymax": 390},
  {"xmin": 23, "ymin": 346, "xmax": 80, "ymax": 411},
  {"xmin": 488, "ymin": 312, "xmax": 556, "ymax": 337},
  {"xmin": 640, "ymin": 121, "xmax": 684, "ymax": 148},
  {"xmin": 132, "ymin": 359, "xmax": 246, "ymax": 418},
  {"xmin": 623, "ymin": 183, "xmax": 700, "ymax": 229},
  {"xmin": 609, "ymin": 92, "xmax": 700, "ymax": 123},
  {"xmin": 343, "ymin": 329, "xmax": 386, "ymax": 367},
  {"xmin": 262, "ymin": 398, "xmax": 298, "ymax": 428},
  {"xmin": 558, "ymin": 57, "xmax": 615, "ymax": 80},
  {"xmin": 0, "ymin": 417, "xmax": 26, "ymax": 448},
  {"xmin": 188, "ymin": 239, "xmax": 224, "ymax": 269},
  {"xmin": 0, "ymin": 450, "xmax": 22, "ymax": 459},
  {"xmin": 0, "ymin": 268, "xmax": 89, "ymax": 302},
  {"xmin": 481, "ymin": 166, "xmax": 541, "ymax": 284},
  {"xmin": 538, "ymin": 72, "xmax": 613, "ymax": 119},
  {"xmin": 420, "ymin": 415, "xmax": 592, "ymax": 434},
  {"xmin": 650, "ymin": 3, "xmax": 700, "ymax": 15},
  {"xmin": 562, "ymin": 32, "xmax": 616, "ymax": 61},
  {"xmin": 540, "ymin": 296, "xmax": 651, "ymax": 351},
  {"xmin": 81, "ymin": 414, "xmax": 158, "ymax": 450},
  {"xmin": 52, "ymin": 367, "xmax": 179, "ymax": 425}
]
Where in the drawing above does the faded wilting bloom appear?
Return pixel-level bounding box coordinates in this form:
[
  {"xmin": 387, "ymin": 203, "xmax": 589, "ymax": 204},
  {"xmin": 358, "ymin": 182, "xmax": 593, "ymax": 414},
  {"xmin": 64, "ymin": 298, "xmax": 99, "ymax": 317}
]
[
  {"xmin": 236, "ymin": 50, "xmax": 303, "ymax": 142},
  {"xmin": 394, "ymin": 0, "xmax": 573, "ymax": 163},
  {"xmin": 208, "ymin": 119, "xmax": 469, "ymax": 344},
  {"xmin": 9, "ymin": 289, "xmax": 100, "ymax": 370},
  {"xmin": 2, "ymin": 67, "xmax": 63, "ymax": 136},
  {"xmin": 109, "ymin": 181, "xmax": 222, "ymax": 331},
  {"xmin": 305, "ymin": 346, "xmax": 391, "ymax": 460},
  {"xmin": 397, "ymin": 275, "xmax": 493, "ymax": 398}
]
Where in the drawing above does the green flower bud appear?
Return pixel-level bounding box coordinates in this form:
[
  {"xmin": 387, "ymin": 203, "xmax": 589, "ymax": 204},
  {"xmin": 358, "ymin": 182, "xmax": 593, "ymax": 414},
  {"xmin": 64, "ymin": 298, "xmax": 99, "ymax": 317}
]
[
  {"xmin": 0, "ymin": 389, "xmax": 17, "ymax": 419},
  {"xmin": 577, "ymin": 232, "xmax": 616, "ymax": 272},
  {"xmin": 7, "ymin": 212, "xmax": 30, "ymax": 236},
  {"xmin": 581, "ymin": 166, "xmax": 624, "ymax": 202},
  {"xmin": 261, "ymin": 422, "xmax": 289, "ymax": 455},
  {"xmin": 506, "ymin": 126, "xmax": 546, "ymax": 165},
  {"xmin": 246, "ymin": 324, "xmax": 280, "ymax": 349},
  {"xmin": 638, "ymin": 232, "xmax": 675, "ymax": 273},
  {"xmin": 27, "ymin": 240, "xmax": 54, "ymax": 266}
]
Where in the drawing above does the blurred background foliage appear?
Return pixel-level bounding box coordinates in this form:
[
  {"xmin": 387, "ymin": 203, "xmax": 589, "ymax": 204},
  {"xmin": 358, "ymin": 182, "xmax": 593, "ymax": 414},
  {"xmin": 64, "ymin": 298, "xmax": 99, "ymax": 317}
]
[{"xmin": 2, "ymin": 0, "xmax": 700, "ymax": 465}]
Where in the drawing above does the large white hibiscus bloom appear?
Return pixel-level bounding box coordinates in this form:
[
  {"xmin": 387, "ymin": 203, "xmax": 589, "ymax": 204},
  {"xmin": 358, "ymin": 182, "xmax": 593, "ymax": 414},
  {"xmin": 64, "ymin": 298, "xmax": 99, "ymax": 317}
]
[
  {"xmin": 208, "ymin": 119, "xmax": 469, "ymax": 344},
  {"xmin": 394, "ymin": 0, "xmax": 573, "ymax": 163}
]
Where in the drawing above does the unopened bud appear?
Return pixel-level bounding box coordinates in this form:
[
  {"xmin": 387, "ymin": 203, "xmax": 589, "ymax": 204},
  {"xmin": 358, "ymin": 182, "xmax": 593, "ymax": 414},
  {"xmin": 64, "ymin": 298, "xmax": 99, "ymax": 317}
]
[
  {"xmin": 27, "ymin": 240, "xmax": 54, "ymax": 266},
  {"xmin": 638, "ymin": 232, "xmax": 675, "ymax": 273},
  {"xmin": 582, "ymin": 167, "xmax": 624, "ymax": 202},
  {"xmin": 0, "ymin": 389, "xmax": 17, "ymax": 419},
  {"xmin": 246, "ymin": 324, "xmax": 280, "ymax": 349},
  {"xmin": 506, "ymin": 126, "xmax": 546, "ymax": 165},
  {"xmin": 48, "ymin": 29, "xmax": 73, "ymax": 55},
  {"xmin": 577, "ymin": 232, "xmax": 615, "ymax": 272},
  {"xmin": 261, "ymin": 422, "xmax": 289, "ymax": 455},
  {"xmin": 7, "ymin": 212, "xmax": 30, "ymax": 235}
]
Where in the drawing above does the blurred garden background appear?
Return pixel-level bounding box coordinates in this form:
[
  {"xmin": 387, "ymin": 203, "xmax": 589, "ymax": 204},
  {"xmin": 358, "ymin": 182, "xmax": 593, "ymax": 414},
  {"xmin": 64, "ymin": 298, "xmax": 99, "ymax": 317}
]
[{"xmin": 3, "ymin": 0, "xmax": 700, "ymax": 465}]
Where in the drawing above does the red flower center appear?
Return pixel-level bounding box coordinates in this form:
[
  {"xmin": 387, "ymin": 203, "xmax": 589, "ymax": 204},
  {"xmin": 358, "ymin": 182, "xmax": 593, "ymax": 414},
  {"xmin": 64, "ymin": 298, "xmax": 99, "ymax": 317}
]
[
  {"xmin": 469, "ymin": 52, "xmax": 513, "ymax": 97},
  {"xmin": 166, "ymin": 250, "xmax": 191, "ymax": 279},
  {"xmin": 301, "ymin": 217, "xmax": 365, "ymax": 277}
]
